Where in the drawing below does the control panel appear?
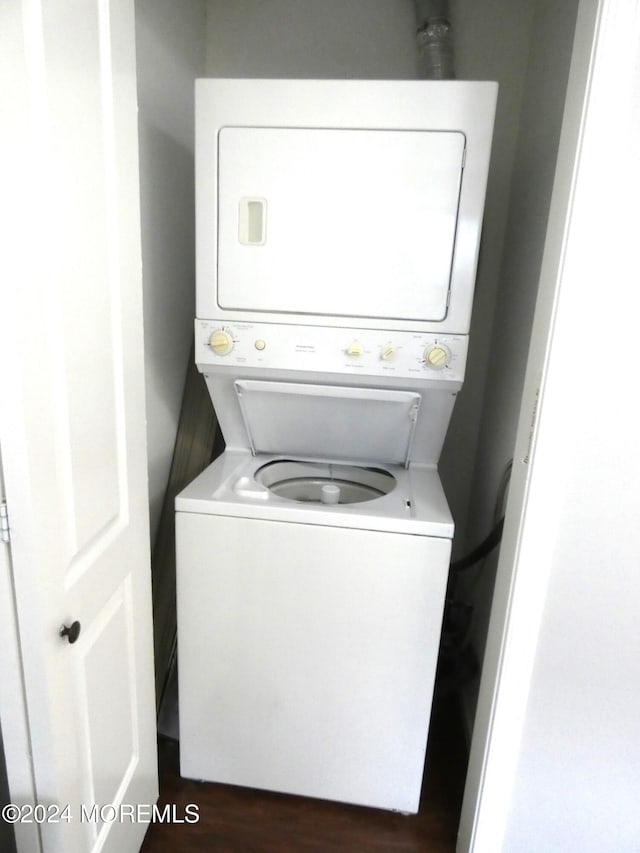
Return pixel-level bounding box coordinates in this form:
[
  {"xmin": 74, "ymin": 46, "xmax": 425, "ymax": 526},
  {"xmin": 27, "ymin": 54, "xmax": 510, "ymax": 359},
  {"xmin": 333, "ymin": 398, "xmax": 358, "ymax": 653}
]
[{"xmin": 196, "ymin": 320, "xmax": 467, "ymax": 382}]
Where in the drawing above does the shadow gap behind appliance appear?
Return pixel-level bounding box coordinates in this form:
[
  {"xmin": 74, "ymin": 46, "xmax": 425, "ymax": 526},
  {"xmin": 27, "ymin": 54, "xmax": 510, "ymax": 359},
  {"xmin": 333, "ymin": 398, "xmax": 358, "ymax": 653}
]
[{"xmin": 176, "ymin": 79, "xmax": 497, "ymax": 814}]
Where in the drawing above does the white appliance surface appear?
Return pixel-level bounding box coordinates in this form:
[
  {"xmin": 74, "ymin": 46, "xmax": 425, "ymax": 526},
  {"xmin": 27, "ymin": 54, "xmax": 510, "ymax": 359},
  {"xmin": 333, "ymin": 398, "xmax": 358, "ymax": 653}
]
[
  {"xmin": 176, "ymin": 509, "xmax": 451, "ymax": 814},
  {"xmin": 175, "ymin": 450, "xmax": 454, "ymax": 537},
  {"xmin": 235, "ymin": 381, "xmax": 421, "ymax": 466},
  {"xmin": 196, "ymin": 78, "xmax": 498, "ymax": 334},
  {"xmin": 196, "ymin": 320, "xmax": 469, "ymax": 382},
  {"xmin": 218, "ymin": 127, "xmax": 465, "ymax": 322},
  {"xmin": 178, "ymin": 77, "xmax": 497, "ymax": 813},
  {"xmin": 176, "ymin": 451, "xmax": 452, "ymax": 811},
  {"xmin": 196, "ymin": 321, "xmax": 467, "ymax": 466}
]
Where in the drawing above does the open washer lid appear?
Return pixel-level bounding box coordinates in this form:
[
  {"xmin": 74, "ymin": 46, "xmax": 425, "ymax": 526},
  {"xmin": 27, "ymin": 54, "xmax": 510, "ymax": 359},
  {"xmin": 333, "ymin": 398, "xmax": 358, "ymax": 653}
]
[{"xmin": 234, "ymin": 380, "xmax": 421, "ymax": 467}]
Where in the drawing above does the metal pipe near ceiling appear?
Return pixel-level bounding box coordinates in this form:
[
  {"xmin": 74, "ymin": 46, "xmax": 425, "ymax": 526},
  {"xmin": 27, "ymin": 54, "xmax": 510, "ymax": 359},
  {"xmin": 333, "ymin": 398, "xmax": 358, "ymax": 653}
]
[{"xmin": 415, "ymin": 0, "xmax": 455, "ymax": 79}]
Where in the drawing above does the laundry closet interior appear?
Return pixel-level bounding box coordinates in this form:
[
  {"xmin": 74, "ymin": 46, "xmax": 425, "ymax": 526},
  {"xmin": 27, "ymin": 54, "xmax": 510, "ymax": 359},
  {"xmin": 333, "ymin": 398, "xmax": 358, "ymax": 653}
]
[{"xmin": 135, "ymin": 0, "xmax": 579, "ymax": 807}]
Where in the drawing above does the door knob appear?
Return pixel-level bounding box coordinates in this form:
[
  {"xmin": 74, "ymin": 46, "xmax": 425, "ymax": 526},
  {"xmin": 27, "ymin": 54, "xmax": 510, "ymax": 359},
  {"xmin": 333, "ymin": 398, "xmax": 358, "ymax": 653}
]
[{"xmin": 59, "ymin": 621, "xmax": 81, "ymax": 644}]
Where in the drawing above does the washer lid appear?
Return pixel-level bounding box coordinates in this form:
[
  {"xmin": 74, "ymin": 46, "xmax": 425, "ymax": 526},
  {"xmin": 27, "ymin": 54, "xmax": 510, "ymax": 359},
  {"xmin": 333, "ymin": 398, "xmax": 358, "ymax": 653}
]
[{"xmin": 235, "ymin": 380, "xmax": 421, "ymax": 467}]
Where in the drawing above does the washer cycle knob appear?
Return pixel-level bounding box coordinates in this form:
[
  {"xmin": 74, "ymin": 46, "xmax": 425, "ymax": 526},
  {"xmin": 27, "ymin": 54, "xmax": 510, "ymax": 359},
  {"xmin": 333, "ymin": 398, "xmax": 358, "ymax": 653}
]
[
  {"xmin": 381, "ymin": 345, "xmax": 396, "ymax": 361},
  {"xmin": 209, "ymin": 329, "xmax": 234, "ymax": 356},
  {"xmin": 424, "ymin": 344, "xmax": 451, "ymax": 370},
  {"xmin": 346, "ymin": 341, "xmax": 364, "ymax": 358}
]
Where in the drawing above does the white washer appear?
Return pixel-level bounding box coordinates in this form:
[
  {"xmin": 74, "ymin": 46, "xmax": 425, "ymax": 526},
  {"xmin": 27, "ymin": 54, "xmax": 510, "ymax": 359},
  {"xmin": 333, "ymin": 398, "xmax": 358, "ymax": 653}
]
[
  {"xmin": 177, "ymin": 454, "xmax": 452, "ymax": 814},
  {"xmin": 176, "ymin": 79, "xmax": 497, "ymax": 814},
  {"xmin": 177, "ymin": 325, "xmax": 463, "ymax": 814}
]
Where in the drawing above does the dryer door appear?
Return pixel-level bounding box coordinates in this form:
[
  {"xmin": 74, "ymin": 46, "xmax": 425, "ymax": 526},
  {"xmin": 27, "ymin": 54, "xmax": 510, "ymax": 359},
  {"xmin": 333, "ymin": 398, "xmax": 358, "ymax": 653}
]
[{"xmin": 217, "ymin": 127, "xmax": 465, "ymax": 322}]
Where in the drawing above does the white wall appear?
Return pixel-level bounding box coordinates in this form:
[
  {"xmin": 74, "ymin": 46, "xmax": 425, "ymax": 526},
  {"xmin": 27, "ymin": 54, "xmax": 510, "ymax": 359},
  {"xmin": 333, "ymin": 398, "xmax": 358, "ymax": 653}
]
[
  {"xmin": 454, "ymin": 0, "xmax": 579, "ymax": 723},
  {"xmin": 135, "ymin": 0, "xmax": 207, "ymax": 540},
  {"xmin": 460, "ymin": 0, "xmax": 640, "ymax": 847},
  {"xmin": 501, "ymin": 1, "xmax": 640, "ymax": 844},
  {"xmin": 205, "ymin": 0, "xmax": 417, "ymax": 78},
  {"xmin": 439, "ymin": 0, "xmax": 537, "ymax": 554}
]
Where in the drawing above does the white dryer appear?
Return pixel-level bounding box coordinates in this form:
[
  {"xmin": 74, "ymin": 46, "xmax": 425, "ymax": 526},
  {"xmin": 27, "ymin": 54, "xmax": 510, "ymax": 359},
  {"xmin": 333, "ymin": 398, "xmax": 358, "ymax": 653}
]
[{"xmin": 176, "ymin": 79, "xmax": 497, "ymax": 814}]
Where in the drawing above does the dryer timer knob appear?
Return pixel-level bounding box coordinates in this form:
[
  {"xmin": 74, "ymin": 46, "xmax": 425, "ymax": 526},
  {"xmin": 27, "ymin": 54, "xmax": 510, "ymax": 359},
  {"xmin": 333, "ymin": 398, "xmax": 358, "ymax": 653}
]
[
  {"xmin": 424, "ymin": 344, "xmax": 451, "ymax": 369},
  {"xmin": 209, "ymin": 329, "xmax": 234, "ymax": 356}
]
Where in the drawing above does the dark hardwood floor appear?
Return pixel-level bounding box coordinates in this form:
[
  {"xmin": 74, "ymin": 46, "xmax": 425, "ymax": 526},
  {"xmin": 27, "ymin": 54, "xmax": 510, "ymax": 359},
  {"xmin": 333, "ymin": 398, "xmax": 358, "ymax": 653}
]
[{"xmin": 140, "ymin": 691, "xmax": 468, "ymax": 852}]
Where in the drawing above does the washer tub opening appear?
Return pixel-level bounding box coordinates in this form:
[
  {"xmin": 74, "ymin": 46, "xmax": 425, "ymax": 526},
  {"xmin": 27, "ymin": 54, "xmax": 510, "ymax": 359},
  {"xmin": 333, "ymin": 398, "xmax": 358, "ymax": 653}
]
[{"xmin": 254, "ymin": 460, "xmax": 396, "ymax": 505}]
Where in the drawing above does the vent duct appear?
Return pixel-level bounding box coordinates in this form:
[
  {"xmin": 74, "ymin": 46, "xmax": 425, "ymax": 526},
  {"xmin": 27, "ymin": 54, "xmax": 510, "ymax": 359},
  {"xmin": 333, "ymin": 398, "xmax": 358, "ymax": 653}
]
[{"xmin": 415, "ymin": 0, "xmax": 455, "ymax": 79}]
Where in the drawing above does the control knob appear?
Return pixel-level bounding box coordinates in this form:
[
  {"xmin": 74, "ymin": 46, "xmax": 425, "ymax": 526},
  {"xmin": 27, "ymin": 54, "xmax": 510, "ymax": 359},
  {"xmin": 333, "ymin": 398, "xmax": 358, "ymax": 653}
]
[
  {"xmin": 346, "ymin": 341, "xmax": 363, "ymax": 358},
  {"xmin": 209, "ymin": 329, "xmax": 234, "ymax": 356},
  {"xmin": 424, "ymin": 343, "xmax": 451, "ymax": 370},
  {"xmin": 381, "ymin": 345, "xmax": 396, "ymax": 361}
]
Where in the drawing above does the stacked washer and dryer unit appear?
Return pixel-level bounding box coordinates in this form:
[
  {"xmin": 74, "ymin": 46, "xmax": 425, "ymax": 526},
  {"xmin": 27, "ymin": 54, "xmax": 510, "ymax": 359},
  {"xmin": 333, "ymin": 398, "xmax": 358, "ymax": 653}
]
[{"xmin": 176, "ymin": 79, "xmax": 497, "ymax": 814}]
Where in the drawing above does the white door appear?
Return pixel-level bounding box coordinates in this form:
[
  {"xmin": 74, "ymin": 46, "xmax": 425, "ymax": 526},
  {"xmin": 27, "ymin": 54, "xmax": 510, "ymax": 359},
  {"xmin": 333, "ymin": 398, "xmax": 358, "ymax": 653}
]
[
  {"xmin": 0, "ymin": 2, "xmax": 157, "ymax": 852},
  {"xmin": 458, "ymin": 0, "xmax": 640, "ymax": 850}
]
